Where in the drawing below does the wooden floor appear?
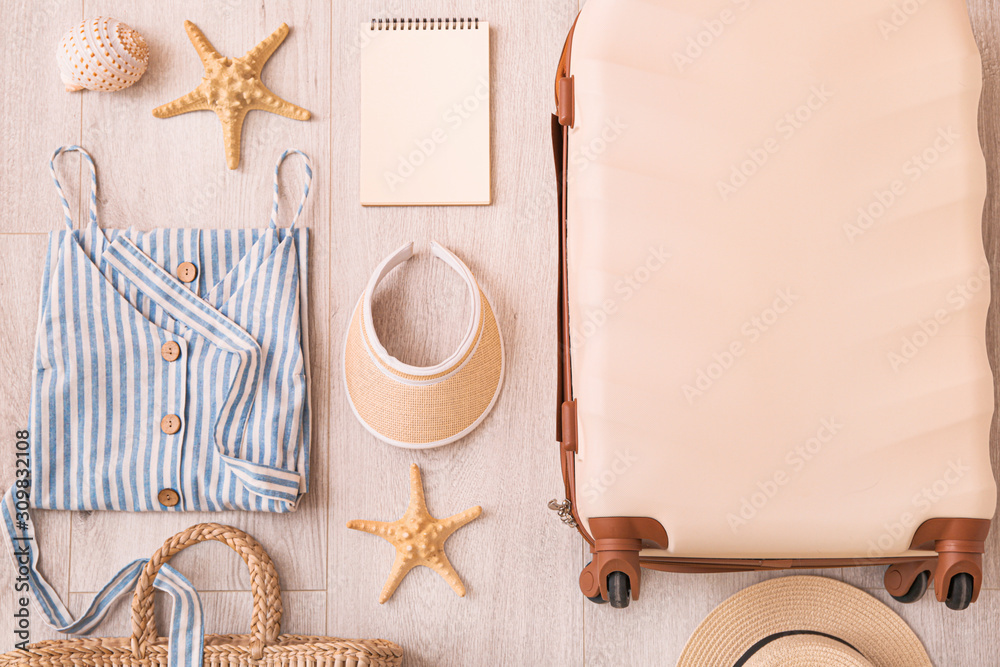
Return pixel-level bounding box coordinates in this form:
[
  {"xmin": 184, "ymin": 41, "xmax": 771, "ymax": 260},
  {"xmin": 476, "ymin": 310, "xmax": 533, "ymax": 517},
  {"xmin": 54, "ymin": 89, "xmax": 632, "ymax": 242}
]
[{"xmin": 1, "ymin": 1, "xmax": 999, "ymax": 665}]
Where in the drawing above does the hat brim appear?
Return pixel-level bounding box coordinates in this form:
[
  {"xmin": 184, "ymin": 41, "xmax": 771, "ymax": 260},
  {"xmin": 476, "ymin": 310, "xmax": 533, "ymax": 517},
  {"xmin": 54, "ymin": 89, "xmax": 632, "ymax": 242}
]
[
  {"xmin": 343, "ymin": 289, "xmax": 504, "ymax": 448},
  {"xmin": 677, "ymin": 576, "xmax": 931, "ymax": 667}
]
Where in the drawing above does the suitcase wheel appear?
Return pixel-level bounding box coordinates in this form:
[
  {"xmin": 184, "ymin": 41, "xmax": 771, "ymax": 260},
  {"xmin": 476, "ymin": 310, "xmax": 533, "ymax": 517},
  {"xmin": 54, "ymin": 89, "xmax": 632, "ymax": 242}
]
[
  {"xmin": 587, "ymin": 593, "xmax": 608, "ymax": 605},
  {"xmin": 889, "ymin": 569, "xmax": 930, "ymax": 604},
  {"xmin": 945, "ymin": 573, "xmax": 974, "ymax": 611},
  {"xmin": 607, "ymin": 571, "xmax": 631, "ymax": 609}
]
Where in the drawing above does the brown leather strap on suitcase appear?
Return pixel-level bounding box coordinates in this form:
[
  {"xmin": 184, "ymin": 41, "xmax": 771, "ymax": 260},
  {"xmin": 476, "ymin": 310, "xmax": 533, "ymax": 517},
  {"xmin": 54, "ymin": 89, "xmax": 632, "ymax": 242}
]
[
  {"xmin": 555, "ymin": 16, "xmax": 578, "ymax": 127},
  {"xmin": 553, "ymin": 12, "xmax": 593, "ymax": 546},
  {"xmin": 552, "ymin": 113, "xmax": 590, "ymax": 544}
]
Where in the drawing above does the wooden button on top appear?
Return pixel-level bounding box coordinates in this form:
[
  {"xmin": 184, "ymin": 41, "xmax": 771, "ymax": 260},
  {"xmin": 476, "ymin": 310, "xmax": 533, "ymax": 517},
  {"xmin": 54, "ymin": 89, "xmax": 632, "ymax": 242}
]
[
  {"xmin": 157, "ymin": 488, "xmax": 180, "ymax": 507},
  {"xmin": 160, "ymin": 414, "xmax": 181, "ymax": 435},
  {"xmin": 177, "ymin": 262, "xmax": 198, "ymax": 283},
  {"xmin": 161, "ymin": 341, "xmax": 181, "ymax": 362}
]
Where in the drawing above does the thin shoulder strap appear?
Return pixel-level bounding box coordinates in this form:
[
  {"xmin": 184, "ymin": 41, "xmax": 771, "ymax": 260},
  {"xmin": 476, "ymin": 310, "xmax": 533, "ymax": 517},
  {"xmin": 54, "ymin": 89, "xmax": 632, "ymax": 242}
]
[
  {"xmin": 269, "ymin": 149, "xmax": 313, "ymax": 230},
  {"xmin": 50, "ymin": 145, "xmax": 98, "ymax": 230}
]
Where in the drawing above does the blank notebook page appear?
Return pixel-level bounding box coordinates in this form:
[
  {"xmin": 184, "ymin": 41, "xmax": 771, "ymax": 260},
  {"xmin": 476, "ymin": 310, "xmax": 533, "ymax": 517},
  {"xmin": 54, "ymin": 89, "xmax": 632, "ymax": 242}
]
[{"xmin": 360, "ymin": 19, "xmax": 491, "ymax": 206}]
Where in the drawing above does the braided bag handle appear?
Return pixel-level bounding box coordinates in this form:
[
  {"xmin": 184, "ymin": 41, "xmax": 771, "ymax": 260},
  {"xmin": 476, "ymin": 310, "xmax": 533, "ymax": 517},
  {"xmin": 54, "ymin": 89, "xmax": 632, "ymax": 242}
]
[{"xmin": 130, "ymin": 523, "xmax": 282, "ymax": 661}]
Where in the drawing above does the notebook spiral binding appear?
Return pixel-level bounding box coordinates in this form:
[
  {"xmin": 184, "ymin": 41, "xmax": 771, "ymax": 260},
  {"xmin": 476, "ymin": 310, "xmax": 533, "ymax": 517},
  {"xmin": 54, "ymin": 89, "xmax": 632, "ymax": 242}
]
[{"xmin": 370, "ymin": 17, "xmax": 480, "ymax": 31}]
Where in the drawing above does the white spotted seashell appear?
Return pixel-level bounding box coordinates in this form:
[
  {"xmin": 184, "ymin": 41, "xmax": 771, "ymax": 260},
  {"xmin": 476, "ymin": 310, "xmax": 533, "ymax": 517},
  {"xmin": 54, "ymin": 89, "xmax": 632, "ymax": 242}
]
[{"xmin": 56, "ymin": 17, "xmax": 149, "ymax": 92}]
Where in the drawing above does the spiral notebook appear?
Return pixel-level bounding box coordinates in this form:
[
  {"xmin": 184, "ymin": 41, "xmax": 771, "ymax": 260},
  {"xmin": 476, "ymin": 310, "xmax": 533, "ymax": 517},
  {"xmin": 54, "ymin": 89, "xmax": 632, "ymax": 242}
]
[{"xmin": 360, "ymin": 18, "xmax": 491, "ymax": 206}]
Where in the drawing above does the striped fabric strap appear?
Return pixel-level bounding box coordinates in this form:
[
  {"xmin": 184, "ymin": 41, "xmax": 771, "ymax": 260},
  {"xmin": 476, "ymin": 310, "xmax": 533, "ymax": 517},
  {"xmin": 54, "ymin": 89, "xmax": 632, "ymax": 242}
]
[
  {"xmin": 50, "ymin": 146, "xmax": 99, "ymax": 230},
  {"xmin": 157, "ymin": 566, "xmax": 206, "ymax": 667},
  {"xmin": 1, "ymin": 487, "xmax": 204, "ymax": 667},
  {"xmin": 269, "ymin": 149, "xmax": 313, "ymax": 230}
]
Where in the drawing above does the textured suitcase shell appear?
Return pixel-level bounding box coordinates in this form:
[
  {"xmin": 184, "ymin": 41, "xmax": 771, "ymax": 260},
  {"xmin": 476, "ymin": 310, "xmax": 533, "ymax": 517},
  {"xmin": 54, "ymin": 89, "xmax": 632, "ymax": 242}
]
[{"xmin": 554, "ymin": 0, "xmax": 996, "ymax": 606}]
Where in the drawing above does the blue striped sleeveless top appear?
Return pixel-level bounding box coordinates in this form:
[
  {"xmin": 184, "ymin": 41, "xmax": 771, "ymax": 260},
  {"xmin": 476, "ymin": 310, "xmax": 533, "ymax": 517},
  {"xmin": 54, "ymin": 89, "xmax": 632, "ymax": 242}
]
[{"xmin": 2, "ymin": 146, "xmax": 314, "ymax": 658}]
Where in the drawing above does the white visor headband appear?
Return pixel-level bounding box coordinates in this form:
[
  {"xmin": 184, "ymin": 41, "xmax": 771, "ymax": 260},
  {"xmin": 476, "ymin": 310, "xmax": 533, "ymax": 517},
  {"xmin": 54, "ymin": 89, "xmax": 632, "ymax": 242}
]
[{"xmin": 344, "ymin": 242, "xmax": 505, "ymax": 448}]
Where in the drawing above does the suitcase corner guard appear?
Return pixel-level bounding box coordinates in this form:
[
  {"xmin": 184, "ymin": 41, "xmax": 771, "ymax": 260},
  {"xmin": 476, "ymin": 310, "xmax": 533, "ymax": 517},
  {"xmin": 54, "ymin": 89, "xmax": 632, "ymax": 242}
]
[
  {"xmin": 884, "ymin": 517, "xmax": 990, "ymax": 607},
  {"xmin": 579, "ymin": 516, "xmax": 669, "ymax": 603}
]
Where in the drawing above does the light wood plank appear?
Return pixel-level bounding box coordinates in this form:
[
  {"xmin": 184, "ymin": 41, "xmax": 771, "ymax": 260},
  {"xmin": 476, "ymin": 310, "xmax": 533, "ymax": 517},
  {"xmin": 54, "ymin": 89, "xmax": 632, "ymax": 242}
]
[
  {"xmin": 326, "ymin": 1, "xmax": 582, "ymax": 666},
  {"xmin": 871, "ymin": 588, "xmax": 1000, "ymax": 666},
  {"xmin": 67, "ymin": 0, "xmax": 331, "ymax": 595},
  {"xmin": 0, "ymin": 0, "xmax": 82, "ymax": 233}
]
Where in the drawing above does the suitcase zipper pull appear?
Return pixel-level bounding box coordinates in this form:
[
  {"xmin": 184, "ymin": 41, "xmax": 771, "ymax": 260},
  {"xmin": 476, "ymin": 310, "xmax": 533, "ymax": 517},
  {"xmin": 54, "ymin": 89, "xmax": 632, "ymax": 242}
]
[{"xmin": 548, "ymin": 498, "xmax": 578, "ymax": 528}]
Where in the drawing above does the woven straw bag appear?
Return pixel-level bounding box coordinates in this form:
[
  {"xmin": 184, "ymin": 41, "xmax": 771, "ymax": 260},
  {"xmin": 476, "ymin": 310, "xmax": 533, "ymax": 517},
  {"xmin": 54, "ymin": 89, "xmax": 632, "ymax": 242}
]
[{"xmin": 0, "ymin": 523, "xmax": 402, "ymax": 667}]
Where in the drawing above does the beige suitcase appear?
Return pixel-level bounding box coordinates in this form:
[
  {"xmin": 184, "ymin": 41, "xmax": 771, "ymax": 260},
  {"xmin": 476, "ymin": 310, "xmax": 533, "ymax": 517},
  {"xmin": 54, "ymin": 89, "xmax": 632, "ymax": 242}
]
[{"xmin": 552, "ymin": 0, "xmax": 996, "ymax": 609}]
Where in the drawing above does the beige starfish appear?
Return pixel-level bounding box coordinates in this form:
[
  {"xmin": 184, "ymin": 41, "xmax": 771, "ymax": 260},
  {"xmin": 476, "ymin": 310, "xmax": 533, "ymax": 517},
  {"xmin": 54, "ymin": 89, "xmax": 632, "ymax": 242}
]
[
  {"xmin": 153, "ymin": 21, "xmax": 311, "ymax": 169},
  {"xmin": 347, "ymin": 464, "xmax": 482, "ymax": 603}
]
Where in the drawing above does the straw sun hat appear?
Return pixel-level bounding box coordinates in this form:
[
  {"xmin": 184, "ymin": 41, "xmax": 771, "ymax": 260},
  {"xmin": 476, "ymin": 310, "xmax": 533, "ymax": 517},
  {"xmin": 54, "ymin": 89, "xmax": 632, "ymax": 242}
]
[
  {"xmin": 677, "ymin": 576, "xmax": 932, "ymax": 667},
  {"xmin": 344, "ymin": 241, "xmax": 504, "ymax": 448}
]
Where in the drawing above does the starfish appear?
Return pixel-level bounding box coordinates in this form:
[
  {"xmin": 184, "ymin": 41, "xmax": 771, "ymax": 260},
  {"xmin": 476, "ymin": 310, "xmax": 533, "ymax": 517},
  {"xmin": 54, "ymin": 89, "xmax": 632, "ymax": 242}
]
[
  {"xmin": 153, "ymin": 21, "xmax": 311, "ymax": 169},
  {"xmin": 347, "ymin": 464, "xmax": 482, "ymax": 603}
]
